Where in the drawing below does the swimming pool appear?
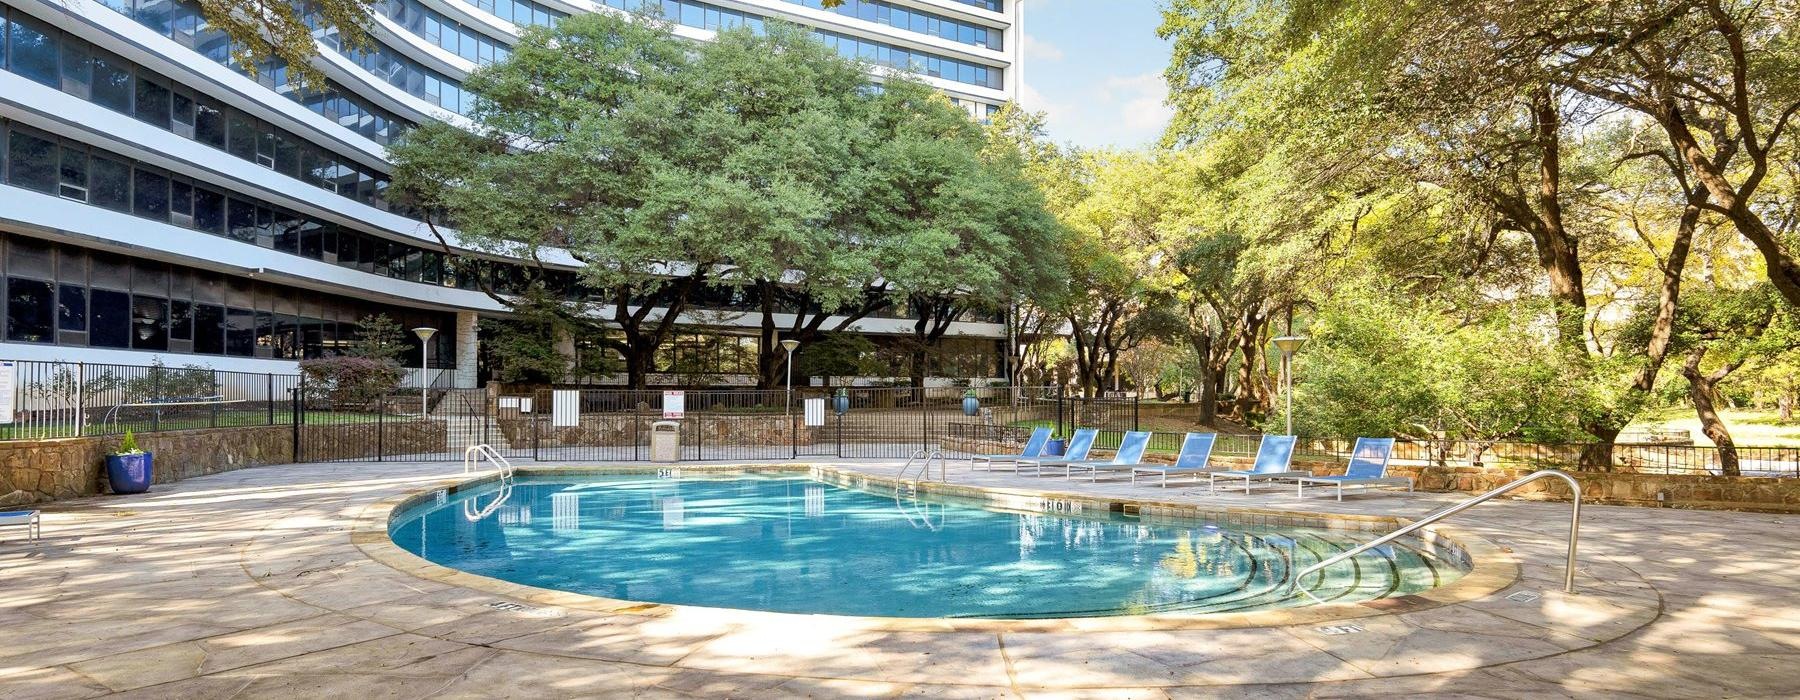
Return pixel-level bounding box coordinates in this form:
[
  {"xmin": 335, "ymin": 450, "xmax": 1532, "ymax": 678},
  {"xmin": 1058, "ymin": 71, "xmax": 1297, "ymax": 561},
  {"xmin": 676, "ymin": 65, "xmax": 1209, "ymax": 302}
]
[{"xmin": 388, "ymin": 473, "xmax": 1470, "ymax": 619}]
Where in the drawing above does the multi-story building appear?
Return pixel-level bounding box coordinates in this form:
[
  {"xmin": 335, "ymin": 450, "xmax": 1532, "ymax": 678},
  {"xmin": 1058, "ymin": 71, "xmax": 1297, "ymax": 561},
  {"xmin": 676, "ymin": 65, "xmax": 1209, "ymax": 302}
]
[{"xmin": 0, "ymin": 0, "xmax": 1023, "ymax": 388}]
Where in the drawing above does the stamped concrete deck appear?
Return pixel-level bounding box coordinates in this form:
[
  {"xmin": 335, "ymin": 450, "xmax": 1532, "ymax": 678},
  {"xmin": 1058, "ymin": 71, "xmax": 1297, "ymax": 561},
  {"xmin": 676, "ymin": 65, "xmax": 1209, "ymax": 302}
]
[{"xmin": 1, "ymin": 458, "xmax": 1795, "ymax": 698}]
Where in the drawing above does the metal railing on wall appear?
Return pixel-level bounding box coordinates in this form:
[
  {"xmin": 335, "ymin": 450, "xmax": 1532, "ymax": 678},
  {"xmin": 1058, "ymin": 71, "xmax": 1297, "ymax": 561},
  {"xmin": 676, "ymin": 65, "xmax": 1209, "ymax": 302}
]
[{"xmin": 1, "ymin": 359, "xmax": 301, "ymax": 440}]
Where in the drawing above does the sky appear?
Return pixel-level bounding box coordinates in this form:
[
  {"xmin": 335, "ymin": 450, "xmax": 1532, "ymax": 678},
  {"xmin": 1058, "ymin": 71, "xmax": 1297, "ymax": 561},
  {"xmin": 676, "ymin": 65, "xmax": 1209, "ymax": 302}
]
[{"xmin": 1018, "ymin": 0, "xmax": 1174, "ymax": 150}]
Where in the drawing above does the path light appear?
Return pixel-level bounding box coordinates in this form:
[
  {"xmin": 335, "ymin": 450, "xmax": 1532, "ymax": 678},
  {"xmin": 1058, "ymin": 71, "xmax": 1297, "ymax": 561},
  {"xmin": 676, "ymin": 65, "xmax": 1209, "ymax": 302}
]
[
  {"xmin": 1271, "ymin": 336, "xmax": 1307, "ymax": 436},
  {"xmin": 412, "ymin": 327, "xmax": 438, "ymax": 416}
]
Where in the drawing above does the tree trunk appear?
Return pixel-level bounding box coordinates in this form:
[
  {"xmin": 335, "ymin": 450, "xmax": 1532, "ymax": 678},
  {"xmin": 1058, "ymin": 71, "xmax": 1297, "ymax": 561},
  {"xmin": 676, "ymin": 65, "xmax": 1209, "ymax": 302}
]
[
  {"xmin": 1683, "ymin": 347, "xmax": 1740, "ymax": 476},
  {"xmin": 1191, "ymin": 333, "xmax": 1217, "ymax": 426},
  {"xmin": 1780, "ymin": 391, "xmax": 1794, "ymax": 423}
]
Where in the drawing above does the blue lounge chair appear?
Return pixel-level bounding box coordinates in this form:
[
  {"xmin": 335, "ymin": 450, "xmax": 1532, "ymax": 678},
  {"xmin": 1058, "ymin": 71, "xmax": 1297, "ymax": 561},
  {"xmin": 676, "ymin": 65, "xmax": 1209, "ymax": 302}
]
[
  {"xmin": 969, "ymin": 427, "xmax": 1053, "ymax": 471},
  {"xmin": 0, "ymin": 510, "xmax": 40, "ymax": 543},
  {"xmin": 1065, "ymin": 431, "xmax": 1154, "ymax": 481},
  {"xmin": 1019, "ymin": 428, "xmax": 1098, "ymax": 476},
  {"xmin": 1208, "ymin": 435, "xmax": 1305, "ymax": 494},
  {"xmin": 1289, "ymin": 438, "xmax": 1410, "ymax": 500},
  {"xmin": 1129, "ymin": 432, "xmax": 1220, "ymax": 486}
]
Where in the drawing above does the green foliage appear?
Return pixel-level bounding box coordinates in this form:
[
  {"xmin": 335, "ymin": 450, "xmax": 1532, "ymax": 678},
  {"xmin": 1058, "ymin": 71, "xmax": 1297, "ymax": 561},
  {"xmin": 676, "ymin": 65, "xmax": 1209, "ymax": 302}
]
[
  {"xmin": 300, "ymin": 357, "xmax": 404, "ymax": 409},
  {"xmin": 795, "ymin": 334, "xmax": 880, "ymax": 379},
  {"xmin": 348, "ymin": 314, "xmax": 409, "ymax": 365},
  {"xmin": 1294, "ymin": 290, "xmax": 1596, "ymax": 443},
  {"xmin": 486, "ymin": 293, "xmax": 572, "ymax": 384},
  {"xmin": 113, "ymin": 430, "xmax": 142, "ymax": 456}
]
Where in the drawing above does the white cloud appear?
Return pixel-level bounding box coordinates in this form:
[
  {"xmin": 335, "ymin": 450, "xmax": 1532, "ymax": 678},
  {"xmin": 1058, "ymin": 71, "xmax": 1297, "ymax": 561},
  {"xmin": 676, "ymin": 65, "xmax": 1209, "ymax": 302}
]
[
  {"xmin": 1022, "ymin": 71, "xmax": 1172, "ymax": 149},
  {"xmin": 1022, "ymin": 34, "xmax": 1064, "ymax": 62}
]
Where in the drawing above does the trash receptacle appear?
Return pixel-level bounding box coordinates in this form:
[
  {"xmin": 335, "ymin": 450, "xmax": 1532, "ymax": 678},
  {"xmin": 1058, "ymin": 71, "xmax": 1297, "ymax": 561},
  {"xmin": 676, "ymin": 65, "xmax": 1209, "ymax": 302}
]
[{"xmin": 650, "ymin": 420, "xmax": 681, "ymax": 462}]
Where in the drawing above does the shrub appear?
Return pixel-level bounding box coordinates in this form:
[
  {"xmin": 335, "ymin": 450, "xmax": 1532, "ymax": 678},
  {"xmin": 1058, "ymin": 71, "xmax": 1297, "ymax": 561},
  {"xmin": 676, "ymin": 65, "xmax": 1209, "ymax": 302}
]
[{"xmin": 300, "ymin": 356, "xmax": 404, "ymax": 409}]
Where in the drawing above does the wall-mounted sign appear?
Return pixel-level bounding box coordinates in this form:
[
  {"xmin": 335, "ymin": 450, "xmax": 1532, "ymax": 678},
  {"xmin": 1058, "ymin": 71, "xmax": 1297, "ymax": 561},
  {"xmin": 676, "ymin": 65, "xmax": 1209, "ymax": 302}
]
[{"xmin": 662, "ymin": 390, "xmax": 685, "ymax": 419}]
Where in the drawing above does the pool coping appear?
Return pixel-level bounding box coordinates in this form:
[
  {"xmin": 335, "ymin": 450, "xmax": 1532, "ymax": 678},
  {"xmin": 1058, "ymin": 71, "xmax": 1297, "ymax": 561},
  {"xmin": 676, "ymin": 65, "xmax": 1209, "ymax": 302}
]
[{"xmin": 351, "ymin": 463, "xmax": 1521, "ymax": 633}]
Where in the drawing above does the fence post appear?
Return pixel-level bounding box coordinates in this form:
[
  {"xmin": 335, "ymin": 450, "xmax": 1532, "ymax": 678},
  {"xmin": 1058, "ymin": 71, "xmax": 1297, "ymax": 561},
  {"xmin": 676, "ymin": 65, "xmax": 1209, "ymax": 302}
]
[
  {"xmin": 1134, "ymin": 394, "xmax": 1140, "ymax": 431},
  {"xmin": 291, "ymin": 377, "xmax": 304, "ymax": 462},
  {"xmin": 1056, "ymin": 385, "xmax": 1065, "ymax": 441},
  {"xmin": 152, "ymin": 367, "xmax": 163, "ymax": 433},
  {"xmin": 266, "ymin": 373, "xmax": 274, "ymax": 426},
  {"xmin": 75, "ymin": 362, "xmax": 85, "ymax": 437},
  {"xmin": 376, "ymin": 396, "xmax": 385, "ymax": 463}
]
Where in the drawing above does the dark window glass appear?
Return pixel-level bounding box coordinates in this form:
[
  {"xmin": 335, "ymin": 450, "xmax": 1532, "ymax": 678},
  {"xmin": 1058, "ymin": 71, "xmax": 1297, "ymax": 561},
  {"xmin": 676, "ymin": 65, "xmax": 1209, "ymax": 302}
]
[
  {"xmin": 169, "ymin": 179, "xmax": 192, "ymax": 218},
  {"xmin": 337, "ymin": 230, "xmax": 359, "ymax": 265},
  {"xmin": 91, "ymin": 53, "xmax": 132, "ymax": 113},
  {"xmin": 171, "ymin": 90, "xmax": 194, "ymax": 131},
  {"xmin": 89, "ymin": 289, "xmax": 131, "ymax": 348},
  {"xmin": 5, "ymin": 277, "xmax": 55, "ymax": 342},
  {"xmin": 59, "ymin": 40, "xmax": 92, "ymax": 97},
  {"xmin": 227, "ymin": 198, "xmax": 257, "ymax": 243},
  {"xmin": 89, "ymin": 156, "xmax": 130, "ymax": 211},
  {"xmin": 254, "ymin": 310, "xmax": 274, "ymax": 357},
  {"xmin": 132, "ymin": 168, "xmax": 169, "ymax": 220},
  {"xmin": 225, "ymin": 307, "xmax": 255, "ymax": 356},
  {"xmin": 7, "ymin": 128, "xmax": 56, "ymax": 193},
  {"xmin": 193, "ymin": 186, "xmax": 224, "ymax": 233},
  {"xmin": 194, "ymin": 98, "xmax": 225, "ymax": 147},
  {"xmin": 133, "ymin": 75, "xmax": 171, "ymax": 128},
  {"xmin": 58, "ymin": 284, "xmax": 87, "ymax": 331},
  {"xmin": 130, "ymin": 294, "xmax": 169, "ymax": 350},
  {"xmin": 133, "ymin": 0, "xmax": 172, "ymax": 36},
  {"xmin": 194, "ymin": 303, "xmax": 225, "ymax": 354},
  {"xmin": 58, "ymin": 145, "xmax": 88, "ymax": 201},
  {"xmin": 170, "ymin": 299, "xmax": 192, "ymax": 340},
  {"xmin": 227, "ymin": 111, "xmax": 256, "ymax": 161},
  {"xmin": 297, "ymin": 221, "xmax": 323, "ymax": 259},
  {"xmin": 7, "ymin": 14, "xmax": 60, "ymax": 87}
]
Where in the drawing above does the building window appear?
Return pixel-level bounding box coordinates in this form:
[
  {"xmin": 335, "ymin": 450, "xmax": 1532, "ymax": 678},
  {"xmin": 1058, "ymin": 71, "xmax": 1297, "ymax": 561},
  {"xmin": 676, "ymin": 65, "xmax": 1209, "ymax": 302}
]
[
  {"xmin": 5, "ymin": 277, "xmax": 55, "ymax": 342},
  {"xmin": 89, "ymin": 289, "xmax": 131, "ymax": 348},
  {"xmin": 58, "ymin": 284, "xmax": 86, "ymax": 332},
  {"xmin": 131, "ymin": 294, "xmax": 169, "ymax": 350},
  {"xmin": 88, "ymin": 155, "xmax": 131, "ymax": 211},
  {"xmin": 6, "ymin": 13, "xmax": 60, "ymax": 88},
  {"xmin": 6, "ymin": 127, "xmax": 56, "ymax": 194}
]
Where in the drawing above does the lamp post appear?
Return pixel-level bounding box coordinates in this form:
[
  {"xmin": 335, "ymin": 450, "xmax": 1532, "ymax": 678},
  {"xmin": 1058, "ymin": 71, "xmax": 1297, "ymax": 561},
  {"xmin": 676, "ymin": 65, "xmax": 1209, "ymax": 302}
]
[
  {"xmin": 781, "ymin": 339, "xmax": 800, "ymax": 456},
  {"xmin": 1271, "ymin": 335, "xmax": 1307, "ymax": 436},
  {"xmin": 412, "ymin": 327, "xmax": 437, "ymax": 416}
]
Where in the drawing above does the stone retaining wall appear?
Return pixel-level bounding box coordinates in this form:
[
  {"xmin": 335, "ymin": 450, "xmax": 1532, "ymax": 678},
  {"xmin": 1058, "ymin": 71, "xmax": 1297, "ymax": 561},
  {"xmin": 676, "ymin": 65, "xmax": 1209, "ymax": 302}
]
[
  {"xmin": 0, "ymin": 420, "xmax": 447, "ymax": 506},
  {"xmin": 505, "ymin": 415, "xmax": 811, "ymax": 450}
]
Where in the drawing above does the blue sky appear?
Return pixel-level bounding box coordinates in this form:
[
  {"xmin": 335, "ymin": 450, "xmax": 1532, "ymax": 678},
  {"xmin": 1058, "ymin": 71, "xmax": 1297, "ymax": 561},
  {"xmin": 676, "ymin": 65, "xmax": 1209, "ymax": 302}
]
[{"xmin": 1018, "ymin": 0, "xmax": 1173, "ymax": 150}]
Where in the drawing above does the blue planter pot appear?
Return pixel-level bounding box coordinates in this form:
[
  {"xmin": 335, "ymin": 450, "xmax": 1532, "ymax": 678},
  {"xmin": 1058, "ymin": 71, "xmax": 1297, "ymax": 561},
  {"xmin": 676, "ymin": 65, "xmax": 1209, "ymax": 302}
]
[
  {"xmin": 1045, "ymin": 439, "xmax": 1067, "ymax": 456},
  {"xmin": 962, "ymin": 396, "xmax": 980, "ymax": 416},
  {"xmin": 106, "ymin": 452, "xmax": 153, "ymax": 494},
  {"xmin": 833, "ymin": 395, "xmax": 849, "ymax": 415}
]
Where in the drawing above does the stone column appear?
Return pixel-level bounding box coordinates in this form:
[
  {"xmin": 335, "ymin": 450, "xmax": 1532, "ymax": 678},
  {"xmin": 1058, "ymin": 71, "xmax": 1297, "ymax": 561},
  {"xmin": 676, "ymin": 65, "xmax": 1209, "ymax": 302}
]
[{"xmin": 454, "ymin": 311, "xmax": 480, "ymax": 388}]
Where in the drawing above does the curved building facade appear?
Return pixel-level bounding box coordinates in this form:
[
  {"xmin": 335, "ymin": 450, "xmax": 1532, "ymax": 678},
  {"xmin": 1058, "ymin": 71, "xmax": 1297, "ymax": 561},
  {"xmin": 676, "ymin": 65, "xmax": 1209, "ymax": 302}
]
[{"xmin": 0, "ymin": 0, "xmax": 1023, "ymax": 386}]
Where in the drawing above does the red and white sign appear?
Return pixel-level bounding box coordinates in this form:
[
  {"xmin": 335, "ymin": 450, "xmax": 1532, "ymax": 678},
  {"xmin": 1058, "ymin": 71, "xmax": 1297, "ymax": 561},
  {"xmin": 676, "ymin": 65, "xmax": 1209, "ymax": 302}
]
[{"xmin": 662, "ymin": 390, "xmax": 685, "ymax": 419}]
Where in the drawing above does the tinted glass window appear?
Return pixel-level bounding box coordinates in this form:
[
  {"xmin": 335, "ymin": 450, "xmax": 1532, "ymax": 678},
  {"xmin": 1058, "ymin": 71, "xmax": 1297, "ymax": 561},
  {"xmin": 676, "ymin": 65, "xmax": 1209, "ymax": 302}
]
[
  {"xmin": 7, "ymin": 14, "xmax": 60, "ymax": 87},
  {"xmin": 194, "ymin": 303, "xmax": 225, "ymax": 354},
  {"xmin": 227, "ymin": 198, "xmax": 257, "ymax": 243},
  {"xmin": 132, "ymin": 168, "xmax": 169, "ymax": 220},
  {"xmin": 58, "ymin": 144, "xmax": 88, "ymax": 201},
  {"xmin": 134, "ymin": 75, "xmax": 171, "ymax": 128},
  {"xmin": 193, "ymin": 186, "xmax": 224, "ymax": 233},
  {"xmin": 89, "ymin": 288, "xmax": 131, "ymax": 348},
  {"xmin": 58, "ymin": 283, "xmax": 87, "ymax": 331},
  {"xmin": 194, "ymin": 98, "xmax": 225, "ymax": 147},
  {"xmin": 225, "ymin": 307, "xmax": 255, "ymax": 356},
  {"xmin": 131, "ymin": 294, "xmax": 169, "ymax": 350},
  {"xmin": 169, "ymin": 299, "xmax": 192, "ymax": 340},
  {"xmin": 5, "ymin": 277, "xmax": 55, "ymax": 342},
  {"xmin": 89, "ymin": 155, "xmax": 131, "ymax": 211},
  {"xmin": 91, "ymin": 53, "xmax": 132, "ymax": 113},
  {"xmin": 6, "ymin": 128, "xmax": 56, "ymax": 193}
]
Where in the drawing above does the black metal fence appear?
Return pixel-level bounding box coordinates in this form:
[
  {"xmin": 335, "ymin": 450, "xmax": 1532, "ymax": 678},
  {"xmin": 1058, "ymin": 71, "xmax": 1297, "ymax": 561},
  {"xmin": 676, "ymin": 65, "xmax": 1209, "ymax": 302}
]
[
  {"xmin": 4, "ymin": 358, "xmax": 1798, "ymax": 477},
  {"xmin": 1, "ymin": 359, "xmax": 301, "ymax": 440}
]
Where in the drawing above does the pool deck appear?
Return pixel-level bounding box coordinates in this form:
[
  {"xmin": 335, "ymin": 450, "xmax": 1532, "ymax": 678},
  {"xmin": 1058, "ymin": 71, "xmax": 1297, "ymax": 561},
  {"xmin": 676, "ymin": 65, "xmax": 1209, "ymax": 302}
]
[{"xmin": 0, "ymin": 458, "xmax": 1795, "ymax": 699}]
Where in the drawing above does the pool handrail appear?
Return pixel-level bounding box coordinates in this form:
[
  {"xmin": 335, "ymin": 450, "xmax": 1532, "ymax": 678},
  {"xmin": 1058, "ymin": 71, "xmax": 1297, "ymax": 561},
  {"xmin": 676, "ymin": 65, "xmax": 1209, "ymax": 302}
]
[
  {"xmin": 1288, "ymin": 469, "xmax": 1582, "ymax": 598},
  {"xmin": 462, "ymin": 444, "xmax": 515, "ymax": 522}
]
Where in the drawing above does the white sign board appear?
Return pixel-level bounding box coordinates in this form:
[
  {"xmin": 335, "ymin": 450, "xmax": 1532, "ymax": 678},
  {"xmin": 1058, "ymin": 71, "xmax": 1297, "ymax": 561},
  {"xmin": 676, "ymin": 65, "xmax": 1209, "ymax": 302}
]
[
  {"xmin": 0, "ymin": 361, "xmax": 13, "ymax": 424},
  {"xmin": 662, "ymin": 390, "xmax": 685, "ymax": 419},
  {"xmin": 518, "ymin": 397, "xmax": 533, "ymax": 413},
  {"xmin": 552, "ymin": 390, "xmax": 580, "ymax": 427},
  {"xmin": 803, "ymin": 398, "xmax": 825, "ymax": 427},
  {"xmin": 499, "ymin": 396, "xmax": 519, "ymax": 409}
]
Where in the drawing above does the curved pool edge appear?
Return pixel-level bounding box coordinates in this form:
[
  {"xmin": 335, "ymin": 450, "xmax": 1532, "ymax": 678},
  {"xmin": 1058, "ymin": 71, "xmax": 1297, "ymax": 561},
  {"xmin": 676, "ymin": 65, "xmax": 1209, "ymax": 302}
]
[{"xmin": 351, "ymin": 464, "xmax": 1524, "ymax": 633}]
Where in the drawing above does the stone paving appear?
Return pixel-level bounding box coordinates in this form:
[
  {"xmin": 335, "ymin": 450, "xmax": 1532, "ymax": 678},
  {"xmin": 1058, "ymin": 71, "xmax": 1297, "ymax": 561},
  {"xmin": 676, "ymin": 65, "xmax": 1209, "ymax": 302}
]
[{"xmin": 0, "ymin": 458, "xmax": 1796, "ymax": 698}]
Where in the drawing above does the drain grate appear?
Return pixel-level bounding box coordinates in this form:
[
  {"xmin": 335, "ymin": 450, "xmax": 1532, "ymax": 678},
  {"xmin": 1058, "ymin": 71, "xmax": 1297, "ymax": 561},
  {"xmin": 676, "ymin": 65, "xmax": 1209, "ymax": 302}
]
[
  {"xmin": 1316, "ymin": 624, "xmax": 1364, "ymax": 635},
  {"xmin": 486, "ymin": 601, "xmax": 564, "ymax": 619},
  {"xmin": 1506, "ymin": 591, "xmax": 1542, "ymax": 603}
]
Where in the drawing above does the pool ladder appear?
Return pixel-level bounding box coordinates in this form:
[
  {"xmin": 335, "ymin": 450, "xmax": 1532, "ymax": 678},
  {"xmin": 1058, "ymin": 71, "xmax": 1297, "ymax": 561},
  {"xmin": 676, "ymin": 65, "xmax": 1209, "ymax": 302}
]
[
  {"xmin": 898, "ymin": 446, "xmax": 948, "ymax": 482},
  {"xmin": 461, "ymin": 444, "xmax": 516, "ymax": 522},
  {"xmin": 1288, "ymin": 469, "xmax": 1583, "ymax": 600}
]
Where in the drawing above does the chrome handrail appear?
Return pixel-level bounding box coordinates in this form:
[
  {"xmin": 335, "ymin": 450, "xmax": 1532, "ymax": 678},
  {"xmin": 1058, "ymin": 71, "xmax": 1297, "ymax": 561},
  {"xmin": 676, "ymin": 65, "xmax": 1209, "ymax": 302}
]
[
  {"xmin": 1289, "ymin": 469, "xmax": 1582, "ymax": 597},
  {"xmin": 462, "ymin": 444, "xmax": 515, "ymax": 522},
  {"xmin": 898, "ymin": 447, "xmax": 947, "ymax": 482}
]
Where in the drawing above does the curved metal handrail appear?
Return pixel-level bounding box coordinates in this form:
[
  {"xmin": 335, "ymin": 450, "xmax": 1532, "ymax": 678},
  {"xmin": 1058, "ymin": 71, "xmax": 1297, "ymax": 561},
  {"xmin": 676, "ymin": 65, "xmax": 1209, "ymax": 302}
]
[
  {"xmin": 462, "ymin": 444, "xmax": 515, "ymax": 522},
  {"xmin": 1289, "ymin": 469, "xmax": 1582, "ymax": 597}
]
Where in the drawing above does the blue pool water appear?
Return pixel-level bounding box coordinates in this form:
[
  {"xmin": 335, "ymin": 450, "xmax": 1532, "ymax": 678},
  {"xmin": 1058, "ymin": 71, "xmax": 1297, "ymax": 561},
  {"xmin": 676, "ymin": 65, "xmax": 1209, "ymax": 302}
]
[{"xmin": 389, "ymin": 474, "xmax": 1469, "ymax": 618}]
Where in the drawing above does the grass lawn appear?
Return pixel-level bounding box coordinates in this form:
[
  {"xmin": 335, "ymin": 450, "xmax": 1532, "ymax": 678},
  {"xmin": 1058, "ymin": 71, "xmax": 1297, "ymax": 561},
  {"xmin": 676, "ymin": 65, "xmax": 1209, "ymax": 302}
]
[{"xmin": 1625, "ymin": 406, "xmax": 1800, "ymax": 447}]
